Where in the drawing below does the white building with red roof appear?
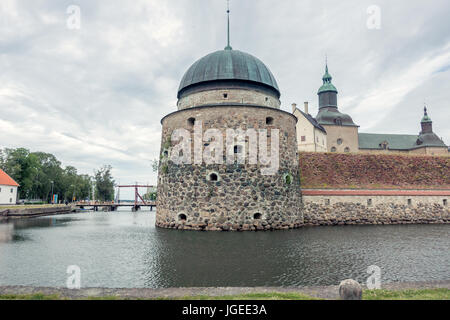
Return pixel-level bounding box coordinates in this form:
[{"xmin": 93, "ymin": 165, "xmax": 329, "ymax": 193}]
[{"xmin": 0, "ymin": 169, "xmax": 19, "ymax": 205}]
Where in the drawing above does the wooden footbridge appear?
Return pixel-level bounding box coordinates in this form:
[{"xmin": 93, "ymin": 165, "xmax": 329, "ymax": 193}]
[{"xmin": 75, "ymin": 184, "xmax": 157, "ymax": 212}]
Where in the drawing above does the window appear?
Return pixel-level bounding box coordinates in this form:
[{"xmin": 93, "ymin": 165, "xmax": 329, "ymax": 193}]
[
  {"xmin": 331, "ymin": 147, "xmax": 337, "ymax": 152},
  {"xmin": 301, "ymin": 136, "xmax": 306, "ymax": 142},
  {"xmin": 234, "ymin": 145, "xmax": 243, "ymax": 154},
  {"xmin": 337, "ymin": 138, "xmax": 343, "ymax": 145},
  {"xmin": 178, "ymin": 214, "xmax": 187, "ymax": 221},
  {"xmin": 223, "ymin": 93, "xmax": 228, "ymax": 99},
  {"xmin": 207, "ymin": 172, "xmax": 220, "ymax": 182},
  {"xmin": 344, "ymin": 147, "xmax": 350, "ymax": 153},
  {"xmin": 11, "ymin": 188, "xmax": 13, "ymax": 193},
  {"xmin": 325, "ymin": 199, "xmax": 330, "ymax": 205},
  {"xmin": 187, "ymin": 117, "xmax": 195, "ymax": 127},
  {"xmin": 407, "ymin": 199, "xmax": 412, "ymax": 206},
  {"xmin": 367, "ymin": 199, "xmax": 373, "ymax": 206},
  {"xmin": 334, "ymin": 118, "xmax": 342, "ymax": 125},
  {"xmin": 254, "ymin": 213, "xmax": 262, "ymax": 220},
  {"xmin": 444, "ymin": 199, "xmax": 448, "ymax": 206},
  {"xmin": 266, "ymin": 117, "xmax": 274, "ymax": 125},
  {"xmin": 265, "ymin": 97, "xmax": 269, "ymax": 102},
  {"xmin": 0, "ymin": 188, "xmax": 2, "ymax": 192}
]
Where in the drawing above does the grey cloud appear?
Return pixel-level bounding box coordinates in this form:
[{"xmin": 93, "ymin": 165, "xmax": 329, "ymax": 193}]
[{"xmin": 1, "ymin": 0, "xmax": 449, "ymax": 199}]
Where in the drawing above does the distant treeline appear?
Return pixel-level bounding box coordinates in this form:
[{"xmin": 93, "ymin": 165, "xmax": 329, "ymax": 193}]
[{"xmin": 0, "ymin": 148, "xmax": 115, "ymax": 202}]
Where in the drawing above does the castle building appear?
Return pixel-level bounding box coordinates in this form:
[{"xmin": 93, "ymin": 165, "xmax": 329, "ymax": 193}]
[
  {"xmin": 293, "ymin": 102, "xmax": 327, "ymax": 152},
  {"xmin": 359, "ymin": 107, "xmax": 448, "ymax": 155},
  {"xmin": 294, "ymin": 64, "xmax": 449, "ymax": 156},
  {"xmin": 314, "ymin": 64, "xmax": 360, "ymax": 153},
  {"xmin": 156, "ymin": 9, "xmax": 302, "ymax": 231}
]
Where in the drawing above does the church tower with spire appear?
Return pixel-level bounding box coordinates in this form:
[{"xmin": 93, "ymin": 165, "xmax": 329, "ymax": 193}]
[{"xmin": 315, "ymin": 63, "xmax": 359, "ymax": 153}]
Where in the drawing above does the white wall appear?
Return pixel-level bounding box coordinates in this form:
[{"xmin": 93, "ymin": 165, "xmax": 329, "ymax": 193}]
[
  {"xmin": 0, "ymin": 185, "xmax": 18, "ymax": 205},
  {"xmin": 294, "ymin": 109, "xmax": 327, "ymax": 152}
]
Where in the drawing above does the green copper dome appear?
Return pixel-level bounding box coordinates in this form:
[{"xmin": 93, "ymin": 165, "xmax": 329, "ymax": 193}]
[
  {"xmin": 318, "ymin": 64, "xmax": 338, "ymax": 94},
  {"xmin": 178, "ymin": 49, "xmax": 280, "ymax": 98}
]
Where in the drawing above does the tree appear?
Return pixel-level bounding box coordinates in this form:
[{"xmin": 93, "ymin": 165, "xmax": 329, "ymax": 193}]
[
  {"xmin": 0, "ymin": 147, "xmax": 113, "ymax": 203},
  {"xmin": 94, "ymin": 165, "xmax": 115, "ymax": 201}
]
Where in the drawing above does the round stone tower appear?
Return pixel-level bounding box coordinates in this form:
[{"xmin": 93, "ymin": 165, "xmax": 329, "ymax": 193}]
[{"xmin": 156, "ymin": 10, "xmax": 302, "ymax": 231}]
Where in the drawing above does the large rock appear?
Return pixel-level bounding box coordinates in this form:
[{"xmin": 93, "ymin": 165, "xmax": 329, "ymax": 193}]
[{"xmin": 339, "ymin": 279, "xmax": 362, "ymax": 300}]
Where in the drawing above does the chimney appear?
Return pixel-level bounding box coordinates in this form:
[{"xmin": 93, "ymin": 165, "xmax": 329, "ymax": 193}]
[
  {"xmin": 304, "ymin": 102, "xmax": 309, "ymax": 114},
  {"xmin": 291, "ymin": 103, "xmax": 297, "ymax": 113}
]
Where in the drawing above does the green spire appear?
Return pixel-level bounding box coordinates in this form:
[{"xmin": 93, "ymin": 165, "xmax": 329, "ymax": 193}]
[
  {"xmin": 318, "ymin": 60, "xmax": 338, "ymax": 94},
  {"xmin": 322, "ymin": 63, "xmax": 332, "ymax": 82},
  {"xmin": 224, "ymin": 0, "xmax": 232, "ymax": 50},
  {"xmin": 421, "ymin": 105, "xmax": 432, "ymax": 123}
]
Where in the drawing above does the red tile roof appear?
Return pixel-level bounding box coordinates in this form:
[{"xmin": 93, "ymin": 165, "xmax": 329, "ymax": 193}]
[{"xmin": 0, "ymin": 169, "xmax": 19, "ymax": 187}]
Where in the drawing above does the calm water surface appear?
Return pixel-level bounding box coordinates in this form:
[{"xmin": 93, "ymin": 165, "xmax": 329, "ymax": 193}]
[{"xmin": 0, "ymin": 210, "xmax": 448, "ymax": 288}]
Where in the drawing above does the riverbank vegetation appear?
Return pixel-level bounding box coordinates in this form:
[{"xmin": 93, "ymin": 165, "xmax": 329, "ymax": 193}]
[
  {"xmin": 0, "ymin": 148, "xmax": 115, "ymax": 202},
  {"xmin": 0, "ymin": 288, "xmax": 448, "ymax": 300}
]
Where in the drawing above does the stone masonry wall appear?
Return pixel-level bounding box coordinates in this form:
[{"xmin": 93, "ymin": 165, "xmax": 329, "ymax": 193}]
[
  {"xmin": 302, "ymin": 194, "xmax": 449, "ymax": 226},
  {"xmin": 177, "ymin": 89, "xmax": 281, "ymax": 110},
  {"xmin": 157, "ymin": 105, "xmax": 302, "ymax": 231}
]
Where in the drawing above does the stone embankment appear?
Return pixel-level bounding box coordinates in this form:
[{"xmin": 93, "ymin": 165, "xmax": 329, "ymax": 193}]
[
  {"xmin": 0, "ymin": 205, "xmax": 75, "ymax": 221},
  {"xmin": 302, "ymin": 189, "xmax": 450, "ymax": 226}
]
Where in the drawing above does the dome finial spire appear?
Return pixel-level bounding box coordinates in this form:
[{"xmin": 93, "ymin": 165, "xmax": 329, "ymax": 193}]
[{"xmin": 225, "ymin": 0, "xmax": 232, "ymax": 50}]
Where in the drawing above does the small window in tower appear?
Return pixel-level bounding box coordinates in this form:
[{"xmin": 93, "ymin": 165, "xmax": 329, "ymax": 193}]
[
  {"xmin": 178, "ymin": 213, "xmax": 187, "ymax": 221},
  {"xmin": 266, "ymin": 117, "xmax": 274, "ymax": 125},
  {"xmin": 301, "ymin": 136, "xmax": 306, "ymax": 142},
  {"xmin": 253, "ymin": 213, "xmax": 262, "ymax": 220},
  {"xmin": 331, "ymin": 147, "xmax": 337, "ymax": 152},
  {"xmin": 187, "ymin": 117, "xmax": 196, "ymax": 127},
  {"xmin": 407, "ymin": 199, "xmax": 412, "ymax": 206},
  {"xmin": 443, "ymin": 199, "xmax": 447, "ymax": 206},
  {"xmin": 265, "ymin": 97, "xmax": 269, "ymax": 102},
  {"xmin": 344, "ymin": 147, "xmax": 350, "ymax": 153},
  {"xmin": 207, "ymin": 172, "xmax": 220, "ymax": 182},
  {"xmin": 223, "ymin": 93, "xmax": 228, "ymax": 99},
  {"xmin": 334, "ymin": 118, "xmax": 342, "ymax": 126},
  {"xmin": 367, "ymin": 199, "xmax": 373, "ymax": 206},
  {"xmin": 337, "ymin": 138, "xmax": 343, "ymax": 145},
  {"xmin": 234, "ymin": 145, "xmax": 243, "ymax": 154}
]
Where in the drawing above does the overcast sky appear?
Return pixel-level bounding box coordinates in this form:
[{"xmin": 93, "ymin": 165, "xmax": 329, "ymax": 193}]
[{"xmin": 1, "ymin": 0, "xmax": 449, "ymax": 199}]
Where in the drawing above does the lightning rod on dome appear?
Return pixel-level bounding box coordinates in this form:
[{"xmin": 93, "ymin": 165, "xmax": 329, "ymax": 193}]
[{"xmin": 225, "ymin": 0, "xmax": 232, "ymax": 50}]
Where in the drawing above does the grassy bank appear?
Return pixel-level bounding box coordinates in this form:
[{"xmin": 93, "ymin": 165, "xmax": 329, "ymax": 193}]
[{"xmin": 1, "ymin": 289, "xmax": 448, "ymax": 300}]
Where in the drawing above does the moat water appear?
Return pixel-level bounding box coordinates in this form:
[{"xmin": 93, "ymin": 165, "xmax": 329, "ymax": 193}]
[{"xmin": 0, "ymin": 210, "xmax": 448, "ymax": 288}]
